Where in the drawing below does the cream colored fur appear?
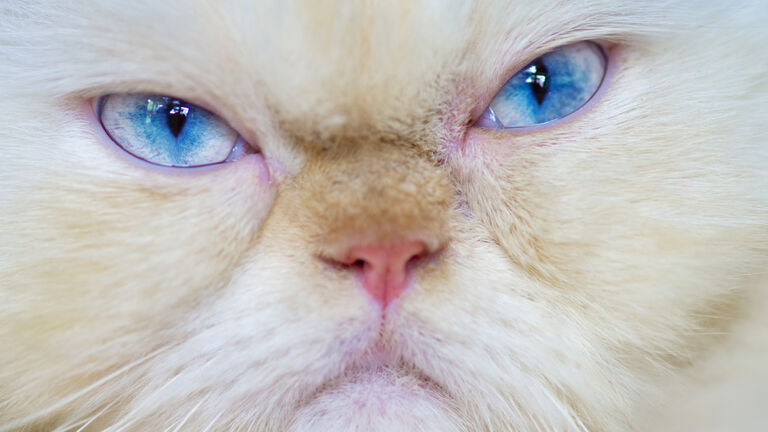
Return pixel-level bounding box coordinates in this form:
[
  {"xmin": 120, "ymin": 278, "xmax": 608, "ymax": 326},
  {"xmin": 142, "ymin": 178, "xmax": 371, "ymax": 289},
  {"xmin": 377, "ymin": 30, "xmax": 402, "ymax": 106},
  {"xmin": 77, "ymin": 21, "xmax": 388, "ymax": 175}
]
[{"xmin": 1, "ymin": 1, "xmax": 767, "ymax": 431}]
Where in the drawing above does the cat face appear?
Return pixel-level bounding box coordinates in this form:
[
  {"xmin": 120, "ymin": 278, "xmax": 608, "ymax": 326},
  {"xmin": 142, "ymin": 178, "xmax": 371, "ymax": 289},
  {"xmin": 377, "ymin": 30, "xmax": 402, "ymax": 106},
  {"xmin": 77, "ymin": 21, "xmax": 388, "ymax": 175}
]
[{"xmin": 1, "ymin": 1, "xmax": 767, "ymax": 431}]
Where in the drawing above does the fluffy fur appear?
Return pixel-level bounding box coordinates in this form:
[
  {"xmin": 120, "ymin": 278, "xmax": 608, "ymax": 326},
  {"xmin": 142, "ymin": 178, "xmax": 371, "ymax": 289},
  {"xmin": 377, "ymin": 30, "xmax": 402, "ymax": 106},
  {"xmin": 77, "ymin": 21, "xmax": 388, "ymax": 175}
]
[{"xmin": 1, "ymin": 1, "xmax": 767, "ymax": 431}]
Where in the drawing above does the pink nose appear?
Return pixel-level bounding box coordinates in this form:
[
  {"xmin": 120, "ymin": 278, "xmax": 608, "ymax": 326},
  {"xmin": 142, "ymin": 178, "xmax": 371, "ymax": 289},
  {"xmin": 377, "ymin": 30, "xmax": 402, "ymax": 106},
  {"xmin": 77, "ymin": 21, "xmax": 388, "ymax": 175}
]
[{"xmin": 342, "ymin": 241, "xmax": 429, "ymax": 307}]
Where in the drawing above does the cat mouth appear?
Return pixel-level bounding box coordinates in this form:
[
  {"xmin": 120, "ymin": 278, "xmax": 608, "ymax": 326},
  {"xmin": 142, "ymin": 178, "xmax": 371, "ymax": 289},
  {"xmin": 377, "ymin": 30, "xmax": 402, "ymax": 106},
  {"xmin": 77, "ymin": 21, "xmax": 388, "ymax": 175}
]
[
  {"xmin": 349, "ymin": 344, "xmax": 440, "ymax": 383},
  {"xmin": 301, "ymin": 342, "xmax": 451, "ymax": 408}
]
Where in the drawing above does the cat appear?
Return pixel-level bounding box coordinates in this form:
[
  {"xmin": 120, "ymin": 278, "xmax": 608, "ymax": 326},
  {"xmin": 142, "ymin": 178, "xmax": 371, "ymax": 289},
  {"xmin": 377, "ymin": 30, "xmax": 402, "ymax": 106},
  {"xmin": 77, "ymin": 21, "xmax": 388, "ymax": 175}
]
[{"xmin": 1, "ymin": 0, "xmax": 767, "ymax": 431}]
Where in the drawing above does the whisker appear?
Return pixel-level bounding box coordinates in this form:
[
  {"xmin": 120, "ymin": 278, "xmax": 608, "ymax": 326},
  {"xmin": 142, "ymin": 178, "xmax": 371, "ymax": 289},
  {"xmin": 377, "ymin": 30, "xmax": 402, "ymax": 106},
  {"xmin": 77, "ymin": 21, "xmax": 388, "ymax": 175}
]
[
  {"xmin": 167, "ymin": 399, "xmax": 204, "ymax": 432},
  {"xmin": 0, "ymin": 346, "xmax": 170, "ymax": 432},
  {"xmin": 200, "ymin": 410, "xmax": 225, "ymax": 432},
  {"xmin": 104, "ymin": 356, "xmax": 219, "ymax": 432},
  {"xmin": 529, "ymin": 412, "xmax": 546, "ymax": 432},
  {"xmin": 540, "ymin": 386, "xmax": 588, "ymax": 432},
  {"xmin": 74, "ymin": 400, "xmax": 119, "ymax": 432},
  {"xmin": 51, "ymin": 416, "xmax": 89, "ymax": 432},
  {"xmin": 103, "ymin": 381, "xmax": 179, "ymax": 432},
  {"xmin": 50, "ymin": 399, "xmax": 118, "ymax": 432}
]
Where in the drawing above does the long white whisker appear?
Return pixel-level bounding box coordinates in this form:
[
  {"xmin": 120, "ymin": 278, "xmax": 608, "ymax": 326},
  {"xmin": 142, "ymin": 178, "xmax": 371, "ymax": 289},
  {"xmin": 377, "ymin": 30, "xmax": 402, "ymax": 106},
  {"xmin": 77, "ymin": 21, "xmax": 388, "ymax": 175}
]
[
  {"xmin": 540, "ymin": 386, "xmax": 588, "ymax": 432},
  {"xmin": 0, "ymin": 346, "xmax": 170, "ymax": 432},
  {"xmin": 74, "ymin": 400, "xmax": 119, "ymax": 432},
  {"xmin": 104, "ymin": 355, "xmax": 218, "ymax": 432},
  {"xmin": 200, "ymin": 410, "xmax": 225, "ymax": 432},
  {"xmin": 103, "ymin": 378, "xmax": 182, "ymax": 432},
  {"xmin": 528, "ymin": 411, "xmax": 546, "ymax": 432},
  {"xmin": 167, "ymin": 399, "xmax": 204, "ymax": 432},
  {"xmin": 51, "ymin": 399, "xmax": 118, "ymax": 432},
  {"xmin": 51, "ymin": 416, "xmax": 89, "ymax": 432},
  {"xmin": 105, "ymin": 353, "xmax": 224, "ymax": 432}
]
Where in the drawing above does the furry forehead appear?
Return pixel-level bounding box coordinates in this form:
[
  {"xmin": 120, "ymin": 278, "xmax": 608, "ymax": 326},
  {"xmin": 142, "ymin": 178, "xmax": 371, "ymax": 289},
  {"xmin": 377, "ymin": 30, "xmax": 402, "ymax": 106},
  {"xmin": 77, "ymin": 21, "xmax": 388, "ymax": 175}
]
[{"xmin": 2, "ymin": 0, "xmax": 682, "ymax": 136}]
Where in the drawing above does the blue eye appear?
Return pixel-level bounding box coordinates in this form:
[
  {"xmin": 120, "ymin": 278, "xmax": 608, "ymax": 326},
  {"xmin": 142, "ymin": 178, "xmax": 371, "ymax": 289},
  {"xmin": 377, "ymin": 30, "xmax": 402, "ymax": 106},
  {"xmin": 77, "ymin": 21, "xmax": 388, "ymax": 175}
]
[
  {"xmin": 98, "ymin": 94, "xmax": 252, "ymax": 167},
  {"xmin": 478, "ymin": 42, "xmax": 607, "ymax": 129}
]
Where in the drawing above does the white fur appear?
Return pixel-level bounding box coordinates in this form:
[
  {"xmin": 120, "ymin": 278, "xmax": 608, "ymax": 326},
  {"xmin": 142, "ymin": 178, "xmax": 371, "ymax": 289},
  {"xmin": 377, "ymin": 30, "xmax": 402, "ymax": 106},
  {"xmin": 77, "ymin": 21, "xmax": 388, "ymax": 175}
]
[{"xmin": 1, "ymin": 1, "xmax": 767, "ymax": 431}]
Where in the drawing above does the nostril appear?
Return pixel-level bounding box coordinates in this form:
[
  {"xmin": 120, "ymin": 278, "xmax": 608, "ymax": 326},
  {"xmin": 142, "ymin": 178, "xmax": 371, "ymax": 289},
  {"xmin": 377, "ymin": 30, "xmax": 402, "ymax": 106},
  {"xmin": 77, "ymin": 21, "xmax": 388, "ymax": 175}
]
[
  {"xmin": 410, "ymin": 249, "xmax": 428, "ymax": 262},
  {"xmin": 339, "ymin": 240, "xmax": 430, "ymax": 306},
  {"xmin": 317, "ymin": 237, "xmax": 440, "ymax": 307}
]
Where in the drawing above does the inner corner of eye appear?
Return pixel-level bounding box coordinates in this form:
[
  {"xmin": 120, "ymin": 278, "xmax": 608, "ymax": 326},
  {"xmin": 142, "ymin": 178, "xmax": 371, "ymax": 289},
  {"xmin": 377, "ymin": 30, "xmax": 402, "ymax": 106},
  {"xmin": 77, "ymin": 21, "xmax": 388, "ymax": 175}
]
[{"xmin": 93, "ymin": 95, "xmax": 108, "ymax": 115}]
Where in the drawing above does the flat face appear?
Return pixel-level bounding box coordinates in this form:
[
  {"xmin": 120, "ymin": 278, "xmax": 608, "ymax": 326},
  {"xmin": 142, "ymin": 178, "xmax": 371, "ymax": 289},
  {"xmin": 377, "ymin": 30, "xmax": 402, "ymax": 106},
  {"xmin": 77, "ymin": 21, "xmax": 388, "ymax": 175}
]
[{"xmin": 1, "ymin": 1, "xmax": 767, "ymax": 431}]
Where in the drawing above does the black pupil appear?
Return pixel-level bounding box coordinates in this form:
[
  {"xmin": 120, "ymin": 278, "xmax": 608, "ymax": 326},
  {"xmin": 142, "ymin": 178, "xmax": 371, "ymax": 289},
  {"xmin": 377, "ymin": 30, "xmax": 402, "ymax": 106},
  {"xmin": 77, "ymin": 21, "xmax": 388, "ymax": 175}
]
[
  {"xmin": 526, "ymin": 59, "xmax": 550, "ymax": 105},
  {"xmin": 166, "ymin": 100, "xmax": 190, "ymax": 138}
]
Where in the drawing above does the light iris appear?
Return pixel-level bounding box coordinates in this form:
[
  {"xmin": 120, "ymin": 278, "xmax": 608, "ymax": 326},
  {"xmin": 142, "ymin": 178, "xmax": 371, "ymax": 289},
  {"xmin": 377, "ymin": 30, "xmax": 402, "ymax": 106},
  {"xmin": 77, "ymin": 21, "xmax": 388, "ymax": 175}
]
[
  {"xmin": 479, "ymin": 42, "xmax": 607, "ymax": 128},
  {"xmin": 98, "ymin": 94, "xmax": 246, "ymax": 167}
]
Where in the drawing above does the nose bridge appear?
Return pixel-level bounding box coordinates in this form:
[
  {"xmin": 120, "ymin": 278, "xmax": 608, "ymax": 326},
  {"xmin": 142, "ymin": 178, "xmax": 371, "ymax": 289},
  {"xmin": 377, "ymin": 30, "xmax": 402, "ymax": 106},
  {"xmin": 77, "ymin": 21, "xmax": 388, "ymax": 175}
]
[{"xmin": 298, "ymin": 143, "xmax": 452, "ymax": 251}]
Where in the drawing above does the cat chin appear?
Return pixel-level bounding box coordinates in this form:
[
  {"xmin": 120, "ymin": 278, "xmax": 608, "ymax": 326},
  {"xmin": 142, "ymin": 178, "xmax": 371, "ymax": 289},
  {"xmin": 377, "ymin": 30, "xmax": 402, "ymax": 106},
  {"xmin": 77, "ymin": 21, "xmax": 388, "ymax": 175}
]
[{"xmin": 288, "ymin": 366, "xmax": 461, "ymax": 432}]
